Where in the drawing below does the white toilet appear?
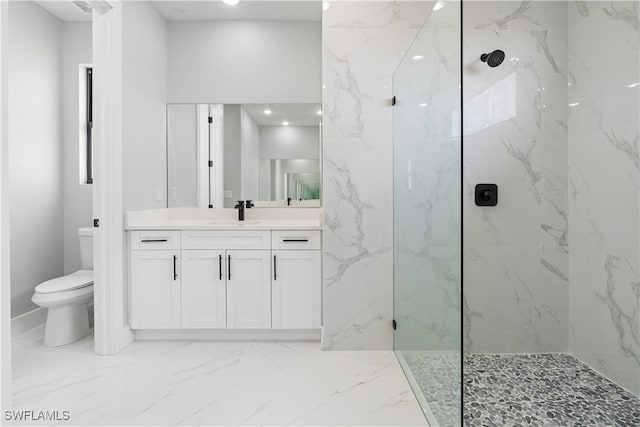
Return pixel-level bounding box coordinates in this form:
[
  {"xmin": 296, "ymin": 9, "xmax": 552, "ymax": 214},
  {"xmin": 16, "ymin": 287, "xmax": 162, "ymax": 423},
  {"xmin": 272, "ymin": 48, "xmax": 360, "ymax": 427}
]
[{"xmin": 32, "ymin": 227, "xmax": 94, "ymax": 347}]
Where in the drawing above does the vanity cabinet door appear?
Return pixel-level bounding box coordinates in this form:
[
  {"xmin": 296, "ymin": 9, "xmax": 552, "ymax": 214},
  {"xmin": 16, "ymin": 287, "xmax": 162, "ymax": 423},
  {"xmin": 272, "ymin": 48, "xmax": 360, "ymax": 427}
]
[
  {"xmin": 181, "ymin": 250, "xmax": 226, "ymax": 329},
  {"xmin": 272, "ymin": 250, "xmax": 321, "ymax": 329},
  {"xmin": 130, "ymin": 250, "xmax": 181, "ymax": 329},
  {"xmin": 226, "ymin": 250, "xmax": 271, "ymax": 329}
]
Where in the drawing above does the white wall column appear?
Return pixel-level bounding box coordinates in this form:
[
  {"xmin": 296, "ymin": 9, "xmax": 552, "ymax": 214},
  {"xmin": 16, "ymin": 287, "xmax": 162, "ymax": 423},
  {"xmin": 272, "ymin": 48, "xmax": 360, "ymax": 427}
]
[{"xmin": 92, "ymin": 0, "xmax": 134, "ymax": 355}]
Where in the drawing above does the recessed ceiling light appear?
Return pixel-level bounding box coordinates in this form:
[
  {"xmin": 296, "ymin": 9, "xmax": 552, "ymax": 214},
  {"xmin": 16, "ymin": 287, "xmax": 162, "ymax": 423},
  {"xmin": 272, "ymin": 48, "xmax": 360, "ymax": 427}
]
[
  {"xmin": 433, "ymin": 1, "xmax": 445, "ymax": 11},
  {"xmin": 628, "ymin": 82, "xmax": 640, "ymax": 88},
  {"xmin": 222, "ymin": 0, "xmax": 239, "ymax": 5},
  {"xmin": 72, "ymin": 1, "xmax": 92, "ymax": 14},
  {"xmin": 568, "ymin": 102, "xmax": 580, "ymax": 107},
  {"xmin": 411, "ymin": 55, "xmax": 424, "ymax": 61},
  {"xmin": 317, "ymin": 109, "xmax": 322, "ymax": 116},
  {"xmin": 282, "ymin": 121, "xmax": 290, "ymax": 126},
  {"xmin": 263, "ymin": 109, "xmax": 272, "ymax": 115},
  {"xmin": 323, "ymin": 0, "xmax": 330, "ymax": 12},
  {"xmin": 419, "ymin": 103, "xmax": 428, "ymax": 107}
]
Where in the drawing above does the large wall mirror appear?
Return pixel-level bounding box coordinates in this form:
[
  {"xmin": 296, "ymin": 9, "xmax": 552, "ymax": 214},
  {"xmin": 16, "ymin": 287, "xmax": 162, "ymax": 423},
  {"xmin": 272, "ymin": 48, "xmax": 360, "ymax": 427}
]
[{"xmin": 167, "ymin": 103, "xmax": 322, "ymax": 208}]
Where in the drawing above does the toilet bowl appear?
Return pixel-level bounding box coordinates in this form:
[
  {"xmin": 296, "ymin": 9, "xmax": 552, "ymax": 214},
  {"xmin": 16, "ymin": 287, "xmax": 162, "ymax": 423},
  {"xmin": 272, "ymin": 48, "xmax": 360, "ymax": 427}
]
[{"xmin": 31, "ymin": 227, "xmax": 94, "ymax": 347}]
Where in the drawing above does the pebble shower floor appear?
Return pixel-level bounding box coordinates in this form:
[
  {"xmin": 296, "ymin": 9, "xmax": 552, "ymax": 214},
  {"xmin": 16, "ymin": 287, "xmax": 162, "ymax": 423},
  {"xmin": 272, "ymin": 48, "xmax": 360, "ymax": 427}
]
[{"xmin": 402, "ymin": 353, "xmax": 640, "ymax": 426}]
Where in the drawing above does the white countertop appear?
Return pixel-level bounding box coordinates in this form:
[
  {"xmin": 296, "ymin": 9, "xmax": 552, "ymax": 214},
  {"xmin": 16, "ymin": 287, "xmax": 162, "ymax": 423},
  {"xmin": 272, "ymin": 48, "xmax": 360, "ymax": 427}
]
[
  {"xmin": 126, "ymin": 219, "xmax": 322, "ymax": 231},
  {"xmin": 125, "ymin": 207, "xmax": 323, "ymax": 231}
]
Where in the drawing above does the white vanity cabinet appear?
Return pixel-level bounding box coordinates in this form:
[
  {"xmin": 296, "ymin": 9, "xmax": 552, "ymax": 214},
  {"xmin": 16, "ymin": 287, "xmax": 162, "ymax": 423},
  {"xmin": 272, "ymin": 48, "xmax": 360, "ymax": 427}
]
[
  {"xmin": 130, "ymin": 231, "xmax": 182, "ymax": 329},
  {"xmin": 271, "ymin": 231, "xmax": 321, "ymax": 329},
  {"xmin": 272, "ymin": 250, "xmax": 321, "ymax": 329},
  {"xmin": 226, "ymin": 250, "xmax": 271, "ymax": 329},
  {"xmin": 181, "ymin": 230, "xmax": 272, "ymax": 329},
  {"xmin": 180, "ymin": 249, "xmax": 271, "ymax": 330},
  {"xmin": 181, "ymin": 250, "xmax": 226, "ymax": 328},
  {"xmin": 128, "ymin": 228, "xmax": 321, "ymax": 332}
]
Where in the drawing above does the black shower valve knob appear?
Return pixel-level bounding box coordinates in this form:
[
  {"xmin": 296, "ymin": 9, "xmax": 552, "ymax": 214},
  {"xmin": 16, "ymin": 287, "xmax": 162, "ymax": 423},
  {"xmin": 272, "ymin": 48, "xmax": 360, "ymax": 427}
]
[{"xmin": 475, "ymin": 184, "xmax": 498, "ymax": 206}]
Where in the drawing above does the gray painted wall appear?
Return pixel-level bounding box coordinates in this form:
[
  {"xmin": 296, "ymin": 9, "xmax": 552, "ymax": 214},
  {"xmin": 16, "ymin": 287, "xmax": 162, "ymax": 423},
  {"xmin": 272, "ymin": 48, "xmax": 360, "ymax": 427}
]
[
  {"xmin": 165, "ymin": 18, "xmax": 322, "ymax": 207},
  {"xmin": 167, "ymin": 20, "xmax": 321, "ymax": 104},
  {"xmin": 9, "ymin": 1, "xmax": 63, "ymax": 316},
  {"xmin": 259, "ymin": 126, "xmax": 319, "ymax": 160},
  {"xmin": 122, "ymin": 1, "xmax": 167, "ymax": 211},
  {"xmin": 62, "ymin": 22, "xmax": 92, "ymax": 275}
]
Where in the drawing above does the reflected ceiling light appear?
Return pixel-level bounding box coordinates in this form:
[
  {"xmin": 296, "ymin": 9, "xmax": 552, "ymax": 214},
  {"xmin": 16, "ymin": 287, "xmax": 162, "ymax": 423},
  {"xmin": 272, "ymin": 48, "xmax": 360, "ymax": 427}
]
[
  {"xmin": 419, "ymin": 103, "xmax": 428, "ymax": 107},
  {"xmin": 263, "ymin": 109, "xmax": 272, "ymax": 115},
  {"xmin": 222, "ymin": 0, "xmax": 240, "ymax": 5},
  {"xmin": 433, "ymin": 1, "xmax": 445, "ymax": 11},
  {"xmin": 317, "ymin": 109, "xmax": 322, "ymax": 116},
  {"xmin": 627, "ymin": 82, "xmax": 640, "ymax": 88},
  {"xmin": 323, "ymin": 0, "xmax": 330, "ymax": 12},
  {"xmin": 282, "ymin": 121, "xmax": 290, "ymax": 126},
  {"xmin": 568, "ymin": 102, "xmax": 580, "ymax": 107},
  {"xmin": 411, "ymin": 55, "xmax": 424, "ymax": 61}
]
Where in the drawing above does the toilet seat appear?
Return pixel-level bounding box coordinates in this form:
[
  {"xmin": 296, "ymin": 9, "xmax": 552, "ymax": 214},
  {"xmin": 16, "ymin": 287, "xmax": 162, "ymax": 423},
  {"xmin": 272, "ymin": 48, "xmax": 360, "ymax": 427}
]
[{"xmin": 35, "ymin": 270, "xmax": 93, "ymax": 294}]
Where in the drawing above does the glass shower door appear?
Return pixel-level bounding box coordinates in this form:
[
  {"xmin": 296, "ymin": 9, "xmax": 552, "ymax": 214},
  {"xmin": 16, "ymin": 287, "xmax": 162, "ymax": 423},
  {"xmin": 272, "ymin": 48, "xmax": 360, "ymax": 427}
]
[{"xmin": 393, "ymin": 2, "xmax": 462, "ymax": 426}]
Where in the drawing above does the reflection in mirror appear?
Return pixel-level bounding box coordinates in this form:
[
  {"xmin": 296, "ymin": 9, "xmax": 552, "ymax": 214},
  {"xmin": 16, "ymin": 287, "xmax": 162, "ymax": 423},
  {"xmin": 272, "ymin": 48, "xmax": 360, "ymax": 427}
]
[{"xmin": 167, "ymin": 103, "xmax": 321, "ymax": 208}]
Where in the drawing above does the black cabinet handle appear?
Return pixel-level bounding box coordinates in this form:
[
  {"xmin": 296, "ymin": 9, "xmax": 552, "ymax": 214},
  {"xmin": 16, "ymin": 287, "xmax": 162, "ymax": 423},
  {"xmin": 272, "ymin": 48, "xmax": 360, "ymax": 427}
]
[
  {"xmin": 173, "ymin": 255, "xmax": 178, "ymax": 280},
  {"xmin": 273, "ymin": 254, "xmax": 277, "ymax": 280},
  {"xmin": 219, "ymin": 254, "xmax": 223, "ymax": 280},
  {"xmin": 282, "ymin": 239, "xmax": 309, "ymax": 243},
  {"xmin": 141, "ymin": 239, "xmax": 168, "ymax": 243},
  {"xmin": 228, "ymin": 254, "xmax": 231, "ymax": 280}
]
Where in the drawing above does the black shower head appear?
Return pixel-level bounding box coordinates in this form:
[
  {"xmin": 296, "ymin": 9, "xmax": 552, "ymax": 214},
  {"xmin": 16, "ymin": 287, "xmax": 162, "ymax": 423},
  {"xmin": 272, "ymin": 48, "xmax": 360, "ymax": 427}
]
[{"xmin": 480, "ymin": 50, "xmax": 505, "ymax": 67}]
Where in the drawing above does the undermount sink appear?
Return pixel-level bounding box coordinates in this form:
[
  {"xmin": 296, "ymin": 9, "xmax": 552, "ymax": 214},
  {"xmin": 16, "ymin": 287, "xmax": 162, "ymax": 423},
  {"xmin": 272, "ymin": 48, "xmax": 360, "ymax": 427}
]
[{"xmin": 208, "ymin": 219, "xmax": 262, "ymax": 225}]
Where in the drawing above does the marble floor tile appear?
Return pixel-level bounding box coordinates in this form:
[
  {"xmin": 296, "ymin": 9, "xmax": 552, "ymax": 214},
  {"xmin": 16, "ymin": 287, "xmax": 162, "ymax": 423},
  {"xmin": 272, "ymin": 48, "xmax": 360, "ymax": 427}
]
[{"xmin": 11, "ymin": 326, "xmax": 427, "ymax": 426}]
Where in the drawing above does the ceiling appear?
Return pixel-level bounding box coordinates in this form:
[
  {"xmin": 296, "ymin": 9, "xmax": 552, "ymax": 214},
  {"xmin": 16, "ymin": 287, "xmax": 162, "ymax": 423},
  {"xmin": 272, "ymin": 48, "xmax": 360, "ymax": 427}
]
[
  {"xmin": 35, "ymin": 1, "xmax": 92, "ymax": 22},
  {"xmin": 152, "ymin": 1, "xmax": 322, "ymax": 22},
  {"xmin": 242, "ymin": 103, "xmax": 321, "ymax": 127},
  {"xmin": 34, "ymin": 1, "xmax": 321, "ymax": 22}
]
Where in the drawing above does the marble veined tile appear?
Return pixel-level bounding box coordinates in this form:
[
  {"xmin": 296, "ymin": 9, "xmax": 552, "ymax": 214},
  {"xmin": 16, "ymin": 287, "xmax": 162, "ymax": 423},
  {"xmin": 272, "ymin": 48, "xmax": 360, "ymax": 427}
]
[
  {"xmin": 11, "ymin": 327, "xmax": 427, "ymax": 426},
  {"xmin": 321, "ymin": 0, "xmax": 434, "ymax": 351},
  {"xmin": 462, "ymin": 0, "xmax": 570, "ymax": 356},
  {"xmin": 568, "ymin": 0, "xmax": 640, "ymax": 396}
]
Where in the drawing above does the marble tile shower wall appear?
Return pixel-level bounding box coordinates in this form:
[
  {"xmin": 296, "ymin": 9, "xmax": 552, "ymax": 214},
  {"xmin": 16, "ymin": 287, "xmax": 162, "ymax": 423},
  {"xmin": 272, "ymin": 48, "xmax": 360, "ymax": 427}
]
[
  {"xmin": 568, "ymin": 1, "xmax": 640, "ymax": 396},
  {"xmin": 322, "ymin": 1, "xmax": 433, "ymax": 350},
  {"xmin": 463, "ymin": 2, "xmax": 570, "ymax": 354}
]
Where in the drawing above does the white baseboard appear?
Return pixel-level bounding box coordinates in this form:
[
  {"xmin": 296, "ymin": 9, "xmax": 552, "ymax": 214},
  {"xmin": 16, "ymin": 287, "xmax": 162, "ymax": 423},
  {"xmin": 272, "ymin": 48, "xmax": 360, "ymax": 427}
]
[
  {"xmin": 11, "ymin": 307, "xmax": 46, "ymax": 337},
  {"xmin": 135, "ymin": 328, "xmax": 321, "ymax": 341}
]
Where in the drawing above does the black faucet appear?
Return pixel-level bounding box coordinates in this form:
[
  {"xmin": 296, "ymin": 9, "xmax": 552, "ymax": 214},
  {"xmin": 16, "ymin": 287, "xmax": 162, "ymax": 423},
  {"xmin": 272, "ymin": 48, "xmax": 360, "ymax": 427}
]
[
  {"xmin": 234, "ymin": 200, "xmax": 255, "ymax": 221},
  {"xmin": 234, "ymin": 200, "xmax": 245, "ymax": 221}
]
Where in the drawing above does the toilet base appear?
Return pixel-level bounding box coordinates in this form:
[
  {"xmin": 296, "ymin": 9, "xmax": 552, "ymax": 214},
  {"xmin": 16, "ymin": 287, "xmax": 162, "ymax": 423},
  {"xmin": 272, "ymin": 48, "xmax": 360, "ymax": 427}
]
[{"xmin": 44, "ymin": 303, "xmax": 91, "ymax": 347}]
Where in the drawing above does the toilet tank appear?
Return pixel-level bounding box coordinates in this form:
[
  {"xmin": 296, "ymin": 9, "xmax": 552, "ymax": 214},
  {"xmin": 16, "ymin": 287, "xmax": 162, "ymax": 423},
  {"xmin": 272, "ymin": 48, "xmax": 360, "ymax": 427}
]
[{"xmin": 78, "ymin": 227, "xmax": 94, "ymax": 270}]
